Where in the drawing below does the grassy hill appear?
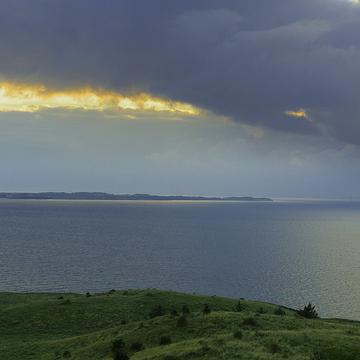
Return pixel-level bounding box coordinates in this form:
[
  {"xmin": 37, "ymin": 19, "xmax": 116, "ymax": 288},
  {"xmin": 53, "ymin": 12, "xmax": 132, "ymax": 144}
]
[{"xmin": 0, "ymin": 289, "xmax": 359, "ymax": 360}]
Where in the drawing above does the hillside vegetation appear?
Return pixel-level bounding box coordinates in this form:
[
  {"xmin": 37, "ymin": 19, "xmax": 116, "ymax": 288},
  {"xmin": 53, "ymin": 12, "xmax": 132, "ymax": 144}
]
[{"xmin": 0, "ymin": 289, "xmax": 359, "ymax": 360}]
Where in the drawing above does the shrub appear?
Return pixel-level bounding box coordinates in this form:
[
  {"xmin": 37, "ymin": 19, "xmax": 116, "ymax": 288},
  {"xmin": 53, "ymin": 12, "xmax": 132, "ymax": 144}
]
[
  {"xmin": 108, "ymin": 289, "xmax": 116, "ymax": 294},
  {"xmin": 86, "ymin": 292, "xmax": 91, "ymax": 297},
  {"xmin": 113, "ymin": 350, "xmax": 129, "ymax": 360},
  {"xmin": 62, "ymin": 350, "xmax": 71, "ymax": 358},
  {"xmin": 268, "ymin": 342, "xmax": 281, "ymax": 354},
  {"xmin": 310, "ymin": 349, "xmax": 325, "ymax": 360},
  {"xmin": 257, "ymin": 307, "xmax": 266, "ymax": 314},
  {"xmin": 170, "ymin": 308, "xmax": 179, "ymax": 317},
  {"xmin": 176, "ymin": 315, "xmax": 188, "ymax": 328},
  {"xmin": 310, "ymin": 348, "xmax": 354, "ymax": 360},
  {"xmin": 274, "ymin": 307, "xmax": 286, "ymax": 316},
  {"xmin": 130, "ymin": 341, "xmax": 144, "ymax": 352},
  {"xmin": 182, "ymin": 305, "xmax": 190, "ymax": 314},
  {"xmin": 235, "ymin": 300, "xmax": 243, "ymax": 312},
  {"xmin": 112, "ymin": 338, "xmax": 125, "ymax": 353},
  {"xmin": 214, "ymin": 338, "xmax": 225, "ymax": 346},
  {"xmin": 61, "ymin": 299, "xmax": 71, "ymax": 305},
  {"xmin": 200, "ymin": 344, "xmax": 211, "ymax": 353},
  {"xmin": 202, "ymin": 304, "xmax": 211, "ymax": 315},
  {"xmin": 159, "ymin": 336, "xmax": 172, "ymax": 345},
  {"xmin": 233, "ymin": 330, "xmax": 243, "ymax": 339},
  {"xmin": 112, "ymin": 339, "xmax": 128, "ymax": 360},
  {"xmin": 149, "ymin": 305, "xmax": 165, "ymax": 318},
  {"xmin": 297, "ymin": 303, "xmax": 318, "ymax": 319},
  {"xmin": 243, "ymin": 317, "xmax": 258, "ymax": 327},
  {"xmin": 120, "ymin": 319, "xmax": 127, "ymax": 325}
]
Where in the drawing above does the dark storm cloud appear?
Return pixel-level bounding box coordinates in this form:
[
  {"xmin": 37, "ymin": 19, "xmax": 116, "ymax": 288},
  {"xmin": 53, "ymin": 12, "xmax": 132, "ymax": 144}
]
[{"xmin": 1, "ymin": 0, "xmax": 360, "ymax": 143}]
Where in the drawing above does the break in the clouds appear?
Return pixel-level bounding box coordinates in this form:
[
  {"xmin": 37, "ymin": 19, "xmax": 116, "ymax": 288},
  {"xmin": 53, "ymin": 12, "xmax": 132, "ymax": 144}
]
[{"xmin": 0, "ymin": 0, "xmax": 360, "ymax": 144}]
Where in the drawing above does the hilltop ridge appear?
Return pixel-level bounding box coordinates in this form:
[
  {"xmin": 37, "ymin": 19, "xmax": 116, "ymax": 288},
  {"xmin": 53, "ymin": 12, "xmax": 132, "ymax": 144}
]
[{"xmin": 0, "ymin": 289, "xmax": 359, "ymax": 359}]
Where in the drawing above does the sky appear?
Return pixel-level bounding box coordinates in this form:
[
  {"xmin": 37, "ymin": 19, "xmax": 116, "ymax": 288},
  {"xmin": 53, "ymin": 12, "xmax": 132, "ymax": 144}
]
[{"xmin": 1, "ymin": 0, "xmax": 360, "ymax": 198}]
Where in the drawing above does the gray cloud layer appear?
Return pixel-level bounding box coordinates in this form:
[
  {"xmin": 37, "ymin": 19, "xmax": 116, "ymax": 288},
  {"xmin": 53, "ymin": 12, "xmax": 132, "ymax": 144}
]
[{"xmin": 1, "ymin": 0, "xmax": 360, "ymax": 144}]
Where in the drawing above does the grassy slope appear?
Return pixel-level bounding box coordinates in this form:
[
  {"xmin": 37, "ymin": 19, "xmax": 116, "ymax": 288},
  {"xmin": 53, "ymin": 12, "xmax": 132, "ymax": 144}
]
[{"xmin": 0, "ymin": 289, "xmax": 359, "ymax": 360}]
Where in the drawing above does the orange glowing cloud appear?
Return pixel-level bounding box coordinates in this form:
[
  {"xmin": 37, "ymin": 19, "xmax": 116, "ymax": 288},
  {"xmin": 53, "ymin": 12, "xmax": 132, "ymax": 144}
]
[
  {"xmin": 284, "ymin": 108, "xmax": 309, "ymax": 120},
  {"xmin": 0, "ymin": 82, "xmax": 201, "ymax": 116}
]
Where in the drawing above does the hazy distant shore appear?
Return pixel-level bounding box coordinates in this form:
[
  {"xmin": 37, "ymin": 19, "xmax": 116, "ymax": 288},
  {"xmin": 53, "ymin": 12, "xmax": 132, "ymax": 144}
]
[{"xmin": 0, "ymin": 192, "xmax": 272, "ymax": 202}]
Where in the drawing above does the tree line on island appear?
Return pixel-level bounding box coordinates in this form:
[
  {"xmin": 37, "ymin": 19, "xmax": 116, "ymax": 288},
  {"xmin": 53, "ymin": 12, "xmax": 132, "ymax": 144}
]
[{"xmin": 0, "ymin": 192, "xmax": 272, "ymax": 201}]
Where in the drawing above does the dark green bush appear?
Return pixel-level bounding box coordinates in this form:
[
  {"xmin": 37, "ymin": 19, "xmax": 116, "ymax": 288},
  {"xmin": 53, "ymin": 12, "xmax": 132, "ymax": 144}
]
[
  {"xmin": 233, "ymin": 330, "xmax": 243, "ymax": 339},
  {"xmin": 310, "ymin": 347, "xmax": 354, "ymax": 360},
  {"xmin": 130, "ymin": 341, "xmax": 144, "ymax": 352},
  {"xmin": 200, "ymin": 344, "xmax": 211, "ymax": 353},
  {"xmin": 111, "ymin": 338, "xmax": 125, "ymax": 353},
  {"xmin": 149, "ymin": 305, "xmax": 165, "ymax": 318},
  {"xmin": 202, "ymin": 304, "xmax": 211, "ymax": 315},
  {"xmin": 176, "ymin": 315, "xmax": 188, "ymax": 328},
  {"xmin": 274, "ymin": 307, "xmax": 286, "ymax": 316},
  {"xmin": 268, "ymin": 342, "xmax": 281, "ymax": 353},
  {"xmin": 297, "ymin": 303, "xmax": 318, "ymax": 319},
  {"xmin": 170, "ymin": 308, "xmax": 179, "ymax": 317},
  {"xmin": 182, "ymin": 305, "xmax": 190, "ymax": 314},
  {"xmin": 159, "ymin": 336, "xmax": 172, "ymax": 346},
  {"xmin": 62, "ymin": 350, "xmax": 71, "ymax": 358},
  {"xmin": 113, "ymin": 350, "xmax": 129, "ymax": 360},
  {"xmin": 235, "ymin": 300, "xmax": 243, "ymax": 312},
  {"xmin": 112, "ymin": 339, "xmax": 128, "ymax": 360},
  {"xmin": 243, "ymin": 317, "xmax": 258, "ymax": 327}
]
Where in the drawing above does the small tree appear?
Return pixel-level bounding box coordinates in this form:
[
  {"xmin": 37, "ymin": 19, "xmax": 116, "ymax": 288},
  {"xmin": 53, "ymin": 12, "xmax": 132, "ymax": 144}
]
[
  {"xmin": 63, "ymin": 350, "xmax": 71, "ymax": 358},
  {"xmin": 159, "ymin": 336, "xmax": 172, "ymax": 345},
  {"xmin": 176, "ymin": 315, "xmax": 188, "ymax": 328},
  {"xmin": 149, "ymin": 304, "xmax": 165, "ymax": 318},
  {"xmin": 113, "ymin": 351, "xmax": 129, "ymax": 360},
  {"xmin": 170, "ymin": 308, "xmax": 179, "ymax": 317},
  {"xmin": 233, "ymin": 330, "xmax": 243, "ymax": 339},
  {"xmin": 235, "ymin": 300, "xmax": 243, "ymax": 312},
  {"xmin": 268, "ymin": 342, "xmax": 281, "ymax": 354},
  {"xmin": 130, "ymin": 341, "xmax": 144, "ymax": 352},
  {"xmin": 202, "ymin": 304, "xmax": 211, "ymax": 315},
  {"xmin": 182, "ymin": 304, "xmax": 190, "ymax": 314},
  {"xmin": 111, "ymin": 338, "xmax": 128, "ymax": 360},
  {"xmin": 297, "ymin": 303, "xmax": 318, "ymax": 319},
  {"xmin": 243, "ymin": 317, "xmax": 258, "ymax": 327},
  {"xmin": 274, "ymin": 307, "xmax": 286, "ymax": 316},
  {"xmin": 112, "ymin": 339, "xmax": 125, "ymax": 353}
]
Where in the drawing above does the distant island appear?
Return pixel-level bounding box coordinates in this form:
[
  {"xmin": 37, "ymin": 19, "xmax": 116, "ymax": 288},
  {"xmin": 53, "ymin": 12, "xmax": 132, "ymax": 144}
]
[{"xmin": 0, "ymin": 192, "xmax": 272, "ymax": 201}]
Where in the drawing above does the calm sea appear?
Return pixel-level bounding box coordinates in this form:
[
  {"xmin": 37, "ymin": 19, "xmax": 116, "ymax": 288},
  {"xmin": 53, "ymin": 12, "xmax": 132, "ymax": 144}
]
[{"xmin": 0, "ymin": 199, "xmax": 359, "ymax": 320}]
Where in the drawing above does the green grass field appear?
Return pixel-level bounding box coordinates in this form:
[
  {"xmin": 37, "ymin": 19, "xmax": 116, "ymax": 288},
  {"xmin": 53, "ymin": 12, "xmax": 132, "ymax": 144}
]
[{"xmin": 0, "ymin": 289, "xmax": 359, "ymax": 359}]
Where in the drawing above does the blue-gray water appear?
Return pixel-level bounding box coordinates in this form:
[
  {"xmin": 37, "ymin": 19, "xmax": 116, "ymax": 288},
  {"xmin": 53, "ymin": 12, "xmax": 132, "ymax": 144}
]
[{"xmin": 0, "ymin": 199, "xmax": 359, "ymax": 320}]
